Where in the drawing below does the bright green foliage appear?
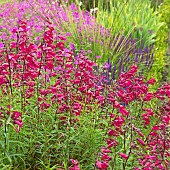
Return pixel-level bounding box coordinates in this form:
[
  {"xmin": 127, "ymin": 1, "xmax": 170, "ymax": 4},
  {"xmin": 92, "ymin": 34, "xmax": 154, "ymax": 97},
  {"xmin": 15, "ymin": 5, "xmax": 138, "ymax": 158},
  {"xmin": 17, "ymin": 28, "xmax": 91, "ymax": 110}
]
[
  {"xmin": 0, "ymin": 0, "xmax": 12, "ymax": 5},
  {"xmin": 96, "ymin": 0, "xmax": 163, "ymax": 47},
  {"xmin": 148, "ymin": 0, "xmax": 170, "ymax": 84},
  {"xmin": 64, "ymin": 0, "xmax": 164, "ymax": 79}
]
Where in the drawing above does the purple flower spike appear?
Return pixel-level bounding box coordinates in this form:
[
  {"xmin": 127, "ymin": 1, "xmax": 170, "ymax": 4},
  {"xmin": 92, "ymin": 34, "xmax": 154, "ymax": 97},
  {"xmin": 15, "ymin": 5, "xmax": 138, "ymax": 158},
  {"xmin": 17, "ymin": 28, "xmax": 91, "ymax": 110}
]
[
  {"xmin": 70, "ymin": 43, "xmax": 75, "ymax": 51},
  {"xmin": 134, "ymin": 54, "xmax": 139, "ymax": 63}
]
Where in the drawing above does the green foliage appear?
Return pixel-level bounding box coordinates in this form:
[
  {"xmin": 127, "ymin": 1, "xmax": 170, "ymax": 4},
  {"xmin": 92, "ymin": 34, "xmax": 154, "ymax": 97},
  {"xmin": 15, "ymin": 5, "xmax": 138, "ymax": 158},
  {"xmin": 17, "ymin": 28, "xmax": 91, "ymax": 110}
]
[
  {"xmin": 58, "ymin": 0, "xmax": 159, "ymax": 78},
  {"xmin": 64, "ymin": 1, "xmax": 164, "ymax": 79},
  {"xmin": 148, "ymin": 0, "xmax": 170, "ymax": 84},
  {"xmin": 0, "ymin": 65, "xmax": 107, "ymax": 169},
  {"xmin": 69, "ymin": 0, "xmax": 163, "ymax": 47},
  {"xmin": 0, "ymin": 0, "xmax": 12, "ymax": 5},
  {"xmin": 96, "ymin": 0, "xmax": 163, "ymax": 47},
  {"xmin": 67, "ymin": 1, "xmax": 167, "ymax": 83},
  {"xmin": 0, "ymin": 0, "xmax": 169, "ymax": 169}
]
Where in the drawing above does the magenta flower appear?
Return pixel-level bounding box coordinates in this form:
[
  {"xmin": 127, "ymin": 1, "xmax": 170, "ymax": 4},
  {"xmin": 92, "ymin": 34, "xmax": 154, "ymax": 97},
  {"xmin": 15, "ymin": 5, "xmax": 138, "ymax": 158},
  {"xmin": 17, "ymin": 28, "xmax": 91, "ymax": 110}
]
[
  {"xmin": 70, "ymin": 159, "xmax": 79, "ymax": 165},
  {"xmin": 0, "ymin": 42, "xmax": 4, "ymax": 49},
  {"xmin": 137, "ymin": 138, "xmax": 145, "ymax": 146},
  {"xmin": 14, "ymin": 120, "xmax": 23, "ymax": 128},
  {"xmin": 119, "ymin": 105, "xmax": 129, "ymax": 116},
  {"xmin": 113, "ymin": 116, "xmax": 124, "ymax": 128},
  {"xmin": 96, "ymin": 55, "xmax": 101, "ymax": 59},
  {"xmin": 70, "ymin": 43, "xmax": 75, "ymax": 51},
  {"xmin": 108, "ymin": 129, "xmax": 118, "ymax": 137},
  {"xmin": 101, "ymin": 153, "xmax": 112, "ymax": 161},
  {"xmin": 96, "ymin": 160, "xmax": 108, "ymax": 169},
  {"xmin": 103, "ymin": 62, "xmax": 110, "ymax": 69},
  {"xmin": 101, "ymin": 148, "xmax": 112, "ymax": 153},
  {"xmin": 118, "ymin": 152, "xmax": 128, "ymax": 160},
  {"xmin": 137, "ymin": 131, "xmax": 144, "ymax": 138},
  {"xmin": 10, "ymin": 42, "xmax": 17, "ymax": 49},
  {"xmin": 114, "ymin": 101, "xmax": 120, "ymax": 108},
  {"xmin": 147, "ymin": 78, "xmax": 156, "ymax": 85},
  {"xmin": 0, "ymin": 75, "xmax": 7, "ymax": 85},
  {"xmin": 152, "ymin": 125, "xmax": 159, "ymax": 131},
  {"xmin": 69, "ymin": 159, "xmax": 80, "ymax": 170}
]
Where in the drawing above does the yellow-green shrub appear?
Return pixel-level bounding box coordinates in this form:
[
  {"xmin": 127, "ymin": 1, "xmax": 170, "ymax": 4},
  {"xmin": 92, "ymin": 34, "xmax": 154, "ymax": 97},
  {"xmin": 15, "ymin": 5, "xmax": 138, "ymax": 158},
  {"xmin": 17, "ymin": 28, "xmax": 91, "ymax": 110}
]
[{"xmin": 148, "ymin": 0, "xmax": 170, "ymax": 85}]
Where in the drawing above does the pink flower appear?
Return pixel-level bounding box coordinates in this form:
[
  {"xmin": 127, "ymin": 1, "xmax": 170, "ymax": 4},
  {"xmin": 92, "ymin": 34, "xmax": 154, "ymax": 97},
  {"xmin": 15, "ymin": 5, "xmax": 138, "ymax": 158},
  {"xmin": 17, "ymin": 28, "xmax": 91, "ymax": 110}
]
[
  {"xmin": 118, "ymin": 152, "xmax": 128, "ymax": 160},
  {"xmin": 12, "ymin": 111, "xmax": 22, "ymax": 119},
  {"xmin": 108, "ymin": 129, "xmax": 118, "ymax": 136},
  {"xmin": 137, "ymin": 131, "xmax": 144, "ymax": 138},
  {"xmin": 162, "ymin": 116, "xmax": 170, "ymax": 125},
  {"xmin": 150, "ymin": 132, "xmax": 157, "ymax": 137},
  {"xmin": 110, "ymin": 113, "xmax": 115, "ymax": 118},
  {"xmin": 147, "ymin": 78, "xmax": 156, "ymax": 85},
  {"xmin": 70, "ymin": 159, "xmax": 79, "ymax": 165},
  {"xmin": 152, "ymin": 126, "xmax": 159, "ymax": 131},
  {"xmin": 0, "ymin": 75, "xmax": 7, "ymax": 85},
  {"xmin": 129, "ymin": 65, "xmax": 138, "ymax": 75},
  {"xmin": 14, "ymin": 120, "xmax": 23, "ymax": 128},
  {"xmin": 103, "ymin": 62, "xmax": 110, "ymax": 69},
  {"xmin": 96, "ymin": 55, "xmax": 101, "ymax": 58},
  {"xmin": 0, "ymin": 42, "xmax": 4, "ymax": 49},
  {"xmin": 106, "ymin": 138, "xmax": 118, "ymax": 148},
  {"xmin": 101, "ymin": 148, "xmax": 112, "ymax": 153},
  {"xmin": 69, "ymin": 165, "xmax": 80, "ymax": 170},
  {"xmin": 114, "ymin": 101, "xmax": 120, "ymax": 108},
  {"xmin": 119, "ymin": 106, "xmax": 129, "ymax": 116},
  {"xmin": 69, "ymin": 159, "xmax": 80, "ymax": 170},
  {"xmin": 137, "ymin": 138, "xmax": 145, "ymax": 146},
  {"xmin": 96, "ymin": 160, "xmax": 108, "ymax": 169},
  {"xmin": 113, "ymin": 116, "xmax": 124, "ymax": 127},
  {"xmin": 101, "ymin": 153, "xmax": 112, "ymax": 161},
  {"xmin": 134, "ymin": 168, "xmax": 140, "ymax": 170},
  {"xmin": 10, "ymin": 42, "xmax": 17, "ymax": 49},
  {"xmin": 144, "ymin": 92, "xmax": 154, "ymax": 101}
]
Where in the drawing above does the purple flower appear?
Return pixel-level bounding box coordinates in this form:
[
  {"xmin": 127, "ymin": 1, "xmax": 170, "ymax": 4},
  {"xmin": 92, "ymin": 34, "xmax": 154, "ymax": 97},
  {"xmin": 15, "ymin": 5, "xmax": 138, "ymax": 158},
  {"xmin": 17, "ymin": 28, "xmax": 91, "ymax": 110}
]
[
  {"xmin": 103, "ymin": 62, "xmax": 110, "ymax": 69},
  {"xmin": 70, "ymin": 43, "xmax": 75, "ymax": 51},
  {"xmin": 148, "ymin": 30, "xmax": 154, "ymax": 34},
  {"xmin": 96, "ymin": 55, "xmax": 101, "ymax": 58},
  {"xmin": 0, "ymin": 42, "xmax": 4, "ymax": 49}
]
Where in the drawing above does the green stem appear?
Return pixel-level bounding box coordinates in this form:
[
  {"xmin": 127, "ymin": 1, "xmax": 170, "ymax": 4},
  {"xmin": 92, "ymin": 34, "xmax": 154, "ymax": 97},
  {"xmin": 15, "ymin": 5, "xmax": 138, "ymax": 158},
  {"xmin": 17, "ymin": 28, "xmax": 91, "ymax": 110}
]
[{"xmin": 4, "ymin": 121, "xmax": 7, "ymax": 156}]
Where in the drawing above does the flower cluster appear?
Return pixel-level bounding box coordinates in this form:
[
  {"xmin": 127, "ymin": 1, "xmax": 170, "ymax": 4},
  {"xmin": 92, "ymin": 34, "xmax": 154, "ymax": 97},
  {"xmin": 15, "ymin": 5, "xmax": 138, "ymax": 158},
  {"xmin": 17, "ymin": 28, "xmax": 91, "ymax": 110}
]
[
  {"xmin": 69, "ymin": 159, "xmax": 80, "ymax": 170},
  {"xmin": 95, "ymin": 65, "xmax": 170, "ymax": 169},
  {"xmin": 0, "ymin": 0, "xmax": 154, "ymax": 80},
  {"xmin": 0, "ymin": 19, "xmax": 169, "ymax": 169}
]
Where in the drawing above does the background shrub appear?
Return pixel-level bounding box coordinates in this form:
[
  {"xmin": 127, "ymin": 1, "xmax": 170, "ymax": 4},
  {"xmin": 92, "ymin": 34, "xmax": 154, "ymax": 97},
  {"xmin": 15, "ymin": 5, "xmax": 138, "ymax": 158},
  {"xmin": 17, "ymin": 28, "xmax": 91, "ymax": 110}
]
[{"xmin": 148, "ymin": 0, "xmax": 170, "ymax": 85}]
